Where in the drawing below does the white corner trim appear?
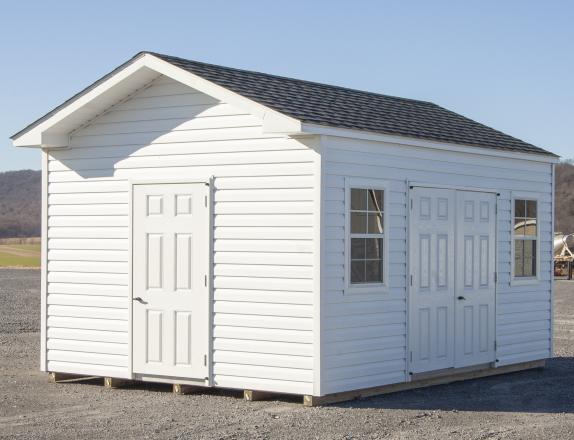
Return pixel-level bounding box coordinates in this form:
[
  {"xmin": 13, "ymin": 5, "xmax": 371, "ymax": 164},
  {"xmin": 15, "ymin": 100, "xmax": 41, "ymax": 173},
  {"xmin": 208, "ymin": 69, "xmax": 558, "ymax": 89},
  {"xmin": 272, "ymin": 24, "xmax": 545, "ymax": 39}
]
[
  {"xmin": 312, "ymin": 137, "xmax": 324, "ymax": 396},
  {"xmin": 40, "ymin": 149, "xmax": 49, "ymax": 372},
  {"xmin": 550, "ymin": 164, "xmax": 555, "ymax": 357},
  {"xmin": 302, "ymin": 124, "xmax": 560, "ymax": 164}
]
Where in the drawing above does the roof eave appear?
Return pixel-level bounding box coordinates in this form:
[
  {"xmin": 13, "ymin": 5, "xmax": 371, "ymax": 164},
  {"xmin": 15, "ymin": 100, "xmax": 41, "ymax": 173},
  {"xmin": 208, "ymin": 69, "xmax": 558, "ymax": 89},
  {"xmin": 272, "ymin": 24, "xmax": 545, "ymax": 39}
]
[{"xmin": 300, "ymin": 123, "xmax": 560, "ymax": 164}]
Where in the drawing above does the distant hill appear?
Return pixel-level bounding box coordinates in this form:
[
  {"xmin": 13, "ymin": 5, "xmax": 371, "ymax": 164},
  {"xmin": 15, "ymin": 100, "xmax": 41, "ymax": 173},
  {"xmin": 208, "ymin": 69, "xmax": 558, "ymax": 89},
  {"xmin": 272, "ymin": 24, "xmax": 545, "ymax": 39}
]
[
  {"xmin": 556, "ymin": 161, "xmax": 574, "ymax": 234},
  {"xmin": 0, "ymin": 170, "xmax": 41, "ymax": 238},
  {"xmin": 0, "ymin": 161, "xmax": 573, "ymax": 239}
]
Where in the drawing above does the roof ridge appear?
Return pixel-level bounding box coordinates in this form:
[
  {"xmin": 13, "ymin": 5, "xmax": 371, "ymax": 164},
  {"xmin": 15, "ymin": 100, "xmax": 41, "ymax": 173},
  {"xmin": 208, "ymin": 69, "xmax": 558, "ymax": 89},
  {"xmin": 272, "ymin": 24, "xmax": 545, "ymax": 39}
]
[{"xmin": 144, "ymin": 51, "xmax": 438, "ymax": 108}]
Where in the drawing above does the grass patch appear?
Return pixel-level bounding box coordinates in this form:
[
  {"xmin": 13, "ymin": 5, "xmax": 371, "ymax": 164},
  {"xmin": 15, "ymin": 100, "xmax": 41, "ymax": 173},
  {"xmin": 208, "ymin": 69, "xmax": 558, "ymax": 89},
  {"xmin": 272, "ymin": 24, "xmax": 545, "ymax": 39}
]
[{"xmin": 0, "ymin": 243, "xmax": 41, "ymax": 267}]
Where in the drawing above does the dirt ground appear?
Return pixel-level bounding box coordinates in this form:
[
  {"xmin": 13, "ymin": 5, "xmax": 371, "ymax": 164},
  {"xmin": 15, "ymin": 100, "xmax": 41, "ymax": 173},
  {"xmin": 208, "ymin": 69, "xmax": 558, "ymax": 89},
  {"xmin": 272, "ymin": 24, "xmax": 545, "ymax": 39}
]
[{"xmin": 1, "ymin": 269, "xmax": 573, "ymax": 439}]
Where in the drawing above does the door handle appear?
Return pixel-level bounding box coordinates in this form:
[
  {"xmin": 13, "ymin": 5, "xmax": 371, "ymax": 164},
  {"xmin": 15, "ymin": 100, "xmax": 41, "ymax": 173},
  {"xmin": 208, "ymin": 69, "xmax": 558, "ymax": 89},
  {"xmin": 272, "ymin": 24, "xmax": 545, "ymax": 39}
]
[
  {"xmin": 133, "ymin": 297, "xmax": 148, "ymax": 304},
  {"xmin": 457, "ymin": 296, "xmax": 466, "ymax": 300}
]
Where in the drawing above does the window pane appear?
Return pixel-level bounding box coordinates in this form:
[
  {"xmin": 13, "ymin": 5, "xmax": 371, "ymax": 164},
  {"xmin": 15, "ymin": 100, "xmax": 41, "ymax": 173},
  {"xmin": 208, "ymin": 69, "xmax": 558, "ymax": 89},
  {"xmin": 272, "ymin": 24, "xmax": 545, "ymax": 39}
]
[
  {"xmin": 514, "ymin": 240, "xmax": 524, "ymax": 277},
  {"xmin": 523, "ymin": 258, "xmax": 534, "ymax": 277},
  {"xmin": 367, "ymin": 189, "xmax": 383, "ymax": 212},
  {"xmin": 351, "ymin": 261, "xmax": 366, "ymax": 283},
  {"xmin": 524, "ymin": 239, "xmax": 534, "ymax": 259},
  {"xmin": 515, "ymin": 199, "xmax": 526, "ymax": 217},
  {"xmin": 524, "ymin": 219, "xmax": 537, "ymax": 236},
  {"xmin": 366, "ymin": 260, "xmax": 383, "ymax": 282},
  {"xmin": 351, "ymin": 238, "xmax": 366, "ymax": 259},
  {"xmin": 368, "ymin": 213, "xmax": 384, "ymax": 234},
  {"xmin": 515, "ymin": 239, "xmax": 537, "ymax": 278},
  {"xmin": 514, "ymin": 219, "xmax": 525, "ymax": 236},
  {"xmin": 526, "ymin": 200, "xmax": 537, "ymax": 218},
  {"xmin": 366, "ymin": 238, "xmax": 383, "ymax": 259},
  {"xmin": 523, "ymin": 240, "xmax": 536, "ymax": 277},
  {"xmin": 351, "ymin": 188, "xmax": 367, "ymax": 210},
  {"xmin": 351, "ymin": 212, "xmax": 367, "ymax": 234}
]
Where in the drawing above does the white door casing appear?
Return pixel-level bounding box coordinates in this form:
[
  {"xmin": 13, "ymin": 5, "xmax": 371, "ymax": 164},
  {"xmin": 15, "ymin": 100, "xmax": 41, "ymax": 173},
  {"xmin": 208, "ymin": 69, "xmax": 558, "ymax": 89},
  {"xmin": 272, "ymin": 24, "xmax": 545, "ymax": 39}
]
[
  {"xmin": 132, "ymin": 182, "xmax": 210, "ymax": 379},
  {"xmin": 454, "ymin": 191, "xmax": 496, "ymax": 368},
  {"xmin": 409, "ymin": 188, "xmax": 456, "ymax": 373},
  {"xmin": 409, "ymin": 187, "xmax": 496, "ymax": 374}
]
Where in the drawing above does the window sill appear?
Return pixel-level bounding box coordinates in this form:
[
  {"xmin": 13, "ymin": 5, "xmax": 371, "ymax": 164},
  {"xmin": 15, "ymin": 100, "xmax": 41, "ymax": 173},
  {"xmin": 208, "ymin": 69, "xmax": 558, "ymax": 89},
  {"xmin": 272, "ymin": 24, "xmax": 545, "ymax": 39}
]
[
  {"xmin": 510, "ymin": 277, "xmax": 540, "ymax": 286},
  {"xmin": 344, "ymin": 284, "xmax": 389, "ymax": 295}
]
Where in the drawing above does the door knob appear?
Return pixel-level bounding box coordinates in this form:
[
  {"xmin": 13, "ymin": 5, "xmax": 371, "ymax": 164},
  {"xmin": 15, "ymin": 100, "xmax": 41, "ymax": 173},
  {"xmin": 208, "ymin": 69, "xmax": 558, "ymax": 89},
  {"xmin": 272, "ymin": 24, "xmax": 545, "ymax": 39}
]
[
  {"xmin": 457, "ymin": 296, "xmax": 466, "ymax": 300},
  {"xmin": 133, "ymin": 297, "xmax": 147, "ymax": 304}
]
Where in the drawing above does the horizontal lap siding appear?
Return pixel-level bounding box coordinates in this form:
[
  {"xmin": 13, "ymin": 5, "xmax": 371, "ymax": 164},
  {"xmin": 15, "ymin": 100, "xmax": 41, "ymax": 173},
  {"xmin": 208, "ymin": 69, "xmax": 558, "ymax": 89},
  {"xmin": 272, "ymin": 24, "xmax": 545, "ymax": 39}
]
[
  {"xmin": 321, "ymin": 135, "xmax": 553, "ymax": 394},
  {"xmin": 46, "ymin": 75, "xmax": 316, "ymax": 393}
]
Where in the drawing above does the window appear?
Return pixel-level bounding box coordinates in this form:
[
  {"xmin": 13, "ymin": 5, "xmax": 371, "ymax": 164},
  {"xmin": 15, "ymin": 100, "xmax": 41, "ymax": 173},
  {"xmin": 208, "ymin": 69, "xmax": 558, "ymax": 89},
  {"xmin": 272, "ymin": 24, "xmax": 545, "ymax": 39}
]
[
  {"xmin": 350, "ymin": 188, "xmax": 384, "ymax": 284},
  {"xmin": 514, "ymin": 199, "xmax": 537, "ymax": 278}
]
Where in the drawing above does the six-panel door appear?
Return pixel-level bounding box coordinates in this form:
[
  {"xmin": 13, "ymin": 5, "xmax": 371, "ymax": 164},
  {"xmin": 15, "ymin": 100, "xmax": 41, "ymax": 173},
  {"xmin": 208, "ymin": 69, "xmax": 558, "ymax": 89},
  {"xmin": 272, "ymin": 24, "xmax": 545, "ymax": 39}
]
[
  {"xmin": 409, "ymin": 187, "xmax": 496, "ymax": 374},
  {"xmin": 132, "ymin": 183, "xmax": 209, "ymax": 379},
  {"xmin": 409, "ymin": 188, "xmax": 456, "ymax": 373},
  {"xmin": 454, "ymin": 191, "xmax": 496, "ymax": 368}
]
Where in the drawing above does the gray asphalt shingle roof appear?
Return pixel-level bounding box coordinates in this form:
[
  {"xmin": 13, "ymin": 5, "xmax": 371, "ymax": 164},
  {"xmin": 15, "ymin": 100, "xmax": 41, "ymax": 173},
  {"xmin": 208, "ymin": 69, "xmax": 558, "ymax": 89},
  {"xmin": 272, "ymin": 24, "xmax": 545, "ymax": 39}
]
[
  {"xmin": 13, "ymin": 51, "xmax": 556, "ymax": 157},
  {"xmin": 149, "ymin": 52, "xmax": 555, "ymax": 156}
]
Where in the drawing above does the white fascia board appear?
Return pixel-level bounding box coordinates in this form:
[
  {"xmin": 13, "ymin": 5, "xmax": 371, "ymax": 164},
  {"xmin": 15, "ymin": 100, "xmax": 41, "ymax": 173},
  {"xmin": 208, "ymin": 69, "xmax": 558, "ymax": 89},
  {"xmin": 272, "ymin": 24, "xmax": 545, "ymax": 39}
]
[
  {"xmin": 12, "ymin": 57, "xmax": 155, "ymax": 148},
  {"xmin": 143, "ymin": 54, "xmax": 302, "ymax": 135},
  {"xmin": 12, "ymin": 53, "xmax": 303, "ymax": 149},
  {"xmin": 301, "ymin": 123, "xmax": 560, "ymax": 164}
]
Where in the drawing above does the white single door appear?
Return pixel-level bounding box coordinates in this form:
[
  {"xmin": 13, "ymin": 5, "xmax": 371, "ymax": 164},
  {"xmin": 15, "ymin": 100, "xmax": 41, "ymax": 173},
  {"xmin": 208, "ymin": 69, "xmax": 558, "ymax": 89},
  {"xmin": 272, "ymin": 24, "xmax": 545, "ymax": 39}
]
[
  {"xmin": 454, "ymin": 191, "xmax": 496, "ymax": 367},
  {"xmin": 132, "ymin": 183, "xmax": 210, "ymax": 379},
  {"xmin": 409, "ymin": 188, "xmax": 456, "ymax": 373}
]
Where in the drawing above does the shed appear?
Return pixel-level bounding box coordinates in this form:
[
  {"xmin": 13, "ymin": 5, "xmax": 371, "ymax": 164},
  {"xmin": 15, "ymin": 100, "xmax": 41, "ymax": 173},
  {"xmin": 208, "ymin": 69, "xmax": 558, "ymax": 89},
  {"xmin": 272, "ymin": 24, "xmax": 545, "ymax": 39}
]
[{"xmin": 11, "ymin": 52, "xmax": 558, "ymax": 405}]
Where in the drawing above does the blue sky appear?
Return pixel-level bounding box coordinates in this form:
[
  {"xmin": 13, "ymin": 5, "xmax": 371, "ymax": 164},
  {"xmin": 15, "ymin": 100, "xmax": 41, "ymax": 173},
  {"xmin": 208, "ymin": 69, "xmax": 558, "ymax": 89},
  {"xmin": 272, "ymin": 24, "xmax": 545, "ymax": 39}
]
[{"xmin": 1, "ymin": 0, "xmax": 572, "ymax": 171}]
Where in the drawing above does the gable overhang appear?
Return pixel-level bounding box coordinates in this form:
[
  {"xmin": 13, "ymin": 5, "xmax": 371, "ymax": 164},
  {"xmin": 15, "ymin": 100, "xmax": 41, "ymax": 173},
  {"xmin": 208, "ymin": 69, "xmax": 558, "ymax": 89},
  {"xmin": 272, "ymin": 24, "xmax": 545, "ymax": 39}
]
[
  {"xmin": 11, "ymin": 53, "xmax": 303, "ymax": 149},
  {"xmin": 300, "ymin": 123, "xmax": 560, "ymax": 164}
]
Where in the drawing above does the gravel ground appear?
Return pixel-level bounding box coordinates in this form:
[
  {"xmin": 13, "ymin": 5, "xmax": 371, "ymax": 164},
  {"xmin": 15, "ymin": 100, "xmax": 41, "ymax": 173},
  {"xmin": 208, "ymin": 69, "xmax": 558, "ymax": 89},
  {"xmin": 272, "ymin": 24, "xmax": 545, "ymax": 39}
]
[{"xmin": 1, "ymin": 269, "xmax": 574, "ymax": 439}]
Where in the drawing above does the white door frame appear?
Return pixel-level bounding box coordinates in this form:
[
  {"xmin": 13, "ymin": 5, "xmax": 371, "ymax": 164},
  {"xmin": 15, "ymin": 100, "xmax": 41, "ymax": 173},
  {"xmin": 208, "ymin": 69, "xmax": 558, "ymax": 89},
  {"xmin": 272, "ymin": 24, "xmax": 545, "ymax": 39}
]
[
  {"xmin": 127, "ymin": 177, "xmax": 214, "ymax": 384},
  {"xmin": 406, "ymin": 181, "xmax": 498, "ymax": 379}
]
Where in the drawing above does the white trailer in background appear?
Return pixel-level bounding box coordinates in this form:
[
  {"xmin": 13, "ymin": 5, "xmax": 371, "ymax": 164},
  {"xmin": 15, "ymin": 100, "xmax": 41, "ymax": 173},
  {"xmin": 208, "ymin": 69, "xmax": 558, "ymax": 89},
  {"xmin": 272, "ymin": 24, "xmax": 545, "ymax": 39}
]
[{"xmin": 11, "ymin": 52, "xmax": 558, "ymax": 405}]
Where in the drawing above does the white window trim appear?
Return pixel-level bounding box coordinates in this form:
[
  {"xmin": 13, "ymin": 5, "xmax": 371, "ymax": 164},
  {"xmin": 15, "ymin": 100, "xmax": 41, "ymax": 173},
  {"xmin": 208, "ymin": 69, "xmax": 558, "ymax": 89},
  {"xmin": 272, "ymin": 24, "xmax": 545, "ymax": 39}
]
[
  {"xmin": 510, "ymin": 192, "xmax": 541, "ymax": 286},
  {"xmin": 344, "ymin": 177, "xmax": 390, "ymax": 294}
]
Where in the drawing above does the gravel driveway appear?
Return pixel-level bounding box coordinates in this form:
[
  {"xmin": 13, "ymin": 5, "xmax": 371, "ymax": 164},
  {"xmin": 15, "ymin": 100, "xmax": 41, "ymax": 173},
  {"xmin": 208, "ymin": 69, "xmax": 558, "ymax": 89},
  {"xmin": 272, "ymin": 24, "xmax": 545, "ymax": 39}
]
[{"xmin": 1, "ymin": 269, "xmax": 574, "ymax": 439}]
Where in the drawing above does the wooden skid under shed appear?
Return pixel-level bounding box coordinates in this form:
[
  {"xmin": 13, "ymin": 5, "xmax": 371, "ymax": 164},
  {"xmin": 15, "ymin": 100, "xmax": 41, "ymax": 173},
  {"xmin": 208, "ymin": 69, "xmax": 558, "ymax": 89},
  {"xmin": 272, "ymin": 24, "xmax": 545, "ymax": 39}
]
[
  {"xmin": 104, "ymin": 377, "xmax": 132, "ymax": 388},
  {"xmin": 173, "ymin": 384, "xmax": 202, "ymax": 395},
  {"xmin": 303, "ymin": 360, "xmax": 545, "ymax": 406},
  {"xmin": 47, "ymin": 359, "xmax": 545, "ymax": 406},
  {"xmin": 48, "ymin": 372, "xmax": 90, "ymax": 383}
]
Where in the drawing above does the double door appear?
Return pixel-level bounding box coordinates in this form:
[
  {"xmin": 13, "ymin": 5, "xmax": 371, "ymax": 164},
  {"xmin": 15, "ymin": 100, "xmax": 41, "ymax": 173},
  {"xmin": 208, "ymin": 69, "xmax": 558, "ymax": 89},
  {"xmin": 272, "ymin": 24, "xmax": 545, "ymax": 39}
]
[{"xmin": 409, "ymin": 187, "xmax": 496, "ymax": 374}]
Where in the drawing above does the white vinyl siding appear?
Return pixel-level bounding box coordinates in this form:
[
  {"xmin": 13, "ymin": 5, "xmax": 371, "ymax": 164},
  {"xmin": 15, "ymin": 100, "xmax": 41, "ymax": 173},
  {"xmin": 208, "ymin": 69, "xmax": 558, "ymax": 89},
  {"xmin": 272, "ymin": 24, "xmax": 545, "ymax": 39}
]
[
  {"xmin": 321, "ymin": 135, "xmax": 553, "ymax": 395},
  {"xmin": 45, "ymin": 75, "xmax": 317, "ymax": 394}
]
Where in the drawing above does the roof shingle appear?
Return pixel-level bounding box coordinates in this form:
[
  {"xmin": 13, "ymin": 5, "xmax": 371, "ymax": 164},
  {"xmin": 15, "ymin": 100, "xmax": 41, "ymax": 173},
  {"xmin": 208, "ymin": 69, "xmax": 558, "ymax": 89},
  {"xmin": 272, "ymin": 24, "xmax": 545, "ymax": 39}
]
[{"xmin": 151, "ymin": 52, "xmax": 555, "ymax": 156}]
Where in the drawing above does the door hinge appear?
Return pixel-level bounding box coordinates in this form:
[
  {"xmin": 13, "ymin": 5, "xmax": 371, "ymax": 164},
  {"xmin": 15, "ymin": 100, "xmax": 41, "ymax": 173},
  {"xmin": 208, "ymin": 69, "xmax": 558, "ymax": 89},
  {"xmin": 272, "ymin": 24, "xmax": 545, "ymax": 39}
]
[
  {"xmin": 410, "ymin": 275, "xmax": 413, "ymax": 286},
  {"xmin": 410, "ymin": 351, "xmax": 413, "ymax": 362},
  {"xmin": 204, "ymin": 275, "xmax": 207, "ymax": 287},
  {"xmin": 204, "ymin": 354, "xmax": 207, "ymax": 366},
  {"xmin": 494, "ymin": 340, "xmax": 497, "ymax": 351},
  {"xmin": 494, "ymin": 272, "xmax": 497, "ymax": 283},
  {"xmin": 410, "ymin": 199, "xmax": 413, "ymax": 210}
]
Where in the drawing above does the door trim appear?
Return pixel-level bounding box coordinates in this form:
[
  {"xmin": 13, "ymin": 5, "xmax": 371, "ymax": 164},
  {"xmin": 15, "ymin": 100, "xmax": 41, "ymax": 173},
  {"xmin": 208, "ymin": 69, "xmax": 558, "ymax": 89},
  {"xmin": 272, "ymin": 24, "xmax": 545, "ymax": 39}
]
[
  {"xmin": 409, "ymin": 181, "xmax": 499, "ymax": 195},
  {"xmin": 128, "ymin": 177, "xmax": 214, "ymax": 383},
  {"xmin": 406, "ymin": 182, "xmax": 498, "ymax": 378}
]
